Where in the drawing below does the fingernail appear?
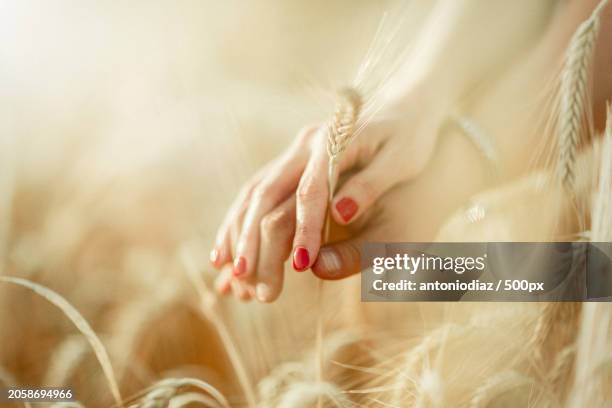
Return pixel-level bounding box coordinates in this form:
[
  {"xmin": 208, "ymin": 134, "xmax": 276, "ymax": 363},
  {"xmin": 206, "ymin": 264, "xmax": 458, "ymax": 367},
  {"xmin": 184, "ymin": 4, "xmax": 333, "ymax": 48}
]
[
  {"xmin": 292, "ymin": 246, "xmax": 310, "ymax": 271},
  {"xmin": 319, "ymin": 248, "xmax": 342, "ymax": 274},
  {"xmin": 335, "ymin": 197, "xmax": 358, "ymax": 223},
  {"xmin": 233, "ymin": 256, "xmax": 247, "ymax": 277},
  {"xmin": 256, "ymin": 283, "xmax": 272, "ymax": 302},
  {"xmin": 210, "ymin": 248, "xmax": 220, "ymax": 267}
]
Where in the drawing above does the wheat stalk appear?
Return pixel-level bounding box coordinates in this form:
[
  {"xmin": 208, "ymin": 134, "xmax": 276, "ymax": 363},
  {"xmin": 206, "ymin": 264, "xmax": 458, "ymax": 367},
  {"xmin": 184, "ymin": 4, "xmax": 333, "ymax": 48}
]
[
  {"xmin": 567, "ymin": 104, "xmax": 612, "ymax": 407},
  {"xmin": 536, "ymin": 0, "xmax": 609, "ymax": 384},
  {"xmin": 43, "ymin": 335, "xmax": 89, "ymax": 387},
  {"xmin": 0, "ymin": 276, "xmax": 123, "ymax": 407},
  {"xmin": 530, "ymin": 301, "xmax": 582, "ymax": 368},
  {"xmin": 557, "ymin": 0, "xmax": 608, "ymax": 192},
  {"xmin": 313, "ymin": 87, "xmax": 363, "ymax": 408},
  {"xmin": 547, "ymin": 345, "xmax": 576, "ymax": 393},
  {"xmin": 591, "ymin": 102, "xmax": 612, "ymax": 241}
]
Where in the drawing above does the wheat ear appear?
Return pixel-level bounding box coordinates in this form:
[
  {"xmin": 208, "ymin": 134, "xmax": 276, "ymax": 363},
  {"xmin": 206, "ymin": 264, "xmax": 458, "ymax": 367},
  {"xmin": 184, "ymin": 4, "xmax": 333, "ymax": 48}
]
[
  {"xmin": 536, "ymin": 0, "xmax": 609, "ymax": 381},
  {"xmin": 324, "ymin": 87, "xmax": 363, "ymax": 236},
  {"xmin": 557, "ymin": 0, "xmax": 608, "ymax": 192},
  {"xmin": 326, "ymin": 89, "xmax": 363, "ymax": 169},
  {"xmin": 314, "ymin": 87, "xmax": 362, "ymax": 408}
]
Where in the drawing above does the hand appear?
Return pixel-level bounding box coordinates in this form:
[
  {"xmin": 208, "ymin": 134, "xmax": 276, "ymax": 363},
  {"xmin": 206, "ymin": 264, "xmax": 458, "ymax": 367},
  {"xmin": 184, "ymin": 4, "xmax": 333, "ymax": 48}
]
[{"xmin": 210, "ymin": 85, "xmax": 446, "ymax": 302}]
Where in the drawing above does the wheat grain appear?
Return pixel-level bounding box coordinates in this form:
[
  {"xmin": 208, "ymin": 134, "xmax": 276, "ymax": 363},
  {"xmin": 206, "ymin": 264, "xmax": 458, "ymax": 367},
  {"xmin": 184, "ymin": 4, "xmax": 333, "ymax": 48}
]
[{"xmin": 557, "ymin": 0, "xmax": 608, "ymax": 192}]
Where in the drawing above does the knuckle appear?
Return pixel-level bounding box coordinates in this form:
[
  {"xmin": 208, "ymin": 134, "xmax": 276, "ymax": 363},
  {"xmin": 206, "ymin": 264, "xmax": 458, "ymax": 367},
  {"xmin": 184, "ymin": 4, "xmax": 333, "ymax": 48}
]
[
  {"xmin": 295, "ymin": 124, "xmax": 320, "ymax": 145},
  {"xmin": 251, "ymin": 184, "xmax": 266, "ymax": 201},
  {"xmin": 261, "ymin": 209, "xmax": 291, "ymax": 237},
  {"xmin": 253, "ymin": 177, "xmax": 286, "ymax": 207},
  {"xmin": 296, "ymin": 180, "xmax": 325, "ymax": 203},
  {"xmin": 251, "ymin": 183, "xmax": 274, "ymax": 206},
  {"xmin": 239, "ymin": 176, "xmax": 261, "ymax": 201},
  {"xmin": 295, "ymin": 223, "xmax": 316, "ymax": 240},
  {"xmin": 352, "ymin": 176, "xmax": 378, "ymax": 199}
]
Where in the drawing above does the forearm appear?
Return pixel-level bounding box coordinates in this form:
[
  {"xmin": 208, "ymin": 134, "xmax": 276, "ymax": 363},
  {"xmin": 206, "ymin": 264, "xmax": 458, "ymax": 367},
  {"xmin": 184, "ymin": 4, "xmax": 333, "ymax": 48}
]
[{"xmin": 396, "ymin": 0, "xmax": 557, "ymax": 103}]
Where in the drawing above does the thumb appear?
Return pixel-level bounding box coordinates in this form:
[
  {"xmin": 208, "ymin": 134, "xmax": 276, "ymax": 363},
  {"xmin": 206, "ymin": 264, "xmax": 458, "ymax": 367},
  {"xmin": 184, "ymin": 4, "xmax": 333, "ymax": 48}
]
[
  {"xmin": 312, "ymin": 204, "xmax": 387, "ymax": 280},
  {"xmin": 311, "ymin": 239, "xmax": 362, "ymax": 280}
]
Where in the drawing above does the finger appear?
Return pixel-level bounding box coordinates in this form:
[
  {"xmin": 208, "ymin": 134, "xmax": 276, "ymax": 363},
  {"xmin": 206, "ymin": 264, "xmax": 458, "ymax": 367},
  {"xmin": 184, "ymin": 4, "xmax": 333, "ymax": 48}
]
[
  {"xmin": 228, "ymin": 203, "xmax": 248, "ymax": 259},
  {"xmin": 311, "ymin": 218, "xmax": 387, "ymax": 280},
  {"xmin": 233, "ymin": 130, "xmax": 315, "ymax": 279},
  {"xmin": 215, "ymin": 268, "xmax": 233, "ymax": 295},
  {"xmin": 231, "ymin": 278, "xmax": 252, "ymax": 302},
  {"xmin": 331, "ymin": 144, "xmax": 403, "ymax": 225},
  {"xmin": 292, "ymin": 137, "xmax": 329, "ymax": 272},
  {"xmin": 255, "ymin": 196, "xmax": 296, "ymax": 302},
  {"xmin": 211, "ymin": 165, "xmax": 269, "ymax": 269},
  {"xmin": 211, "ymin": 124, "xmax": 315, "ymax": 269}
]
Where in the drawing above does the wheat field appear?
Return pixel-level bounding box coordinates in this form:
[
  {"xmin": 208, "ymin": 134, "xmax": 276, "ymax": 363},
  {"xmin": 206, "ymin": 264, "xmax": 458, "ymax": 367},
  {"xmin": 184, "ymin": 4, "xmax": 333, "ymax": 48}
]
[{"xmin": 0, "ymin": 1, "xmax": 610, "ymax": 407}]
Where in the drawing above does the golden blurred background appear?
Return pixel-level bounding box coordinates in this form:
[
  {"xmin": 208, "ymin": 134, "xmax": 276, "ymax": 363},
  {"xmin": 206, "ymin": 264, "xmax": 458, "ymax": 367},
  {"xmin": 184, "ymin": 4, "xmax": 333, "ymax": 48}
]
[{"xmin": 0, "ymin": 1, "xmax": 610, "ymax": 407}]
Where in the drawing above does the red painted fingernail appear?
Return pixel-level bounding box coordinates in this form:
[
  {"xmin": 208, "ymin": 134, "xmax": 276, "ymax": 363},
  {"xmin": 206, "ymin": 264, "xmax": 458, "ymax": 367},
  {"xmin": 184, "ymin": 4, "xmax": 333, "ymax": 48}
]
[
  {"xmin": 210, "ymin": 248, "xmax": 220, "ymax": 267},
  {"xmin": 335, "ymin": 197, "xmax": 358, "ymax": 223},
  {"xmin": 233, "ymin": 256, "xmax": 247, "ymax": 277},
  {"xmin": 292, "ymin": 246, "xmax": 310, "ymax": 272}
]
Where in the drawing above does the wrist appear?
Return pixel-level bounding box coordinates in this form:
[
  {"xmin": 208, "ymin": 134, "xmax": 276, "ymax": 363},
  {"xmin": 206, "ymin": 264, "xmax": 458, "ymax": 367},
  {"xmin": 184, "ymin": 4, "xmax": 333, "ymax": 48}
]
[
  {"xmin": 380, "ymin": 74, "xmax": 453, "ymax": 123},
  {"xmin": 388, "ymin": 58, "xmax": 463, "ymax": 114}
]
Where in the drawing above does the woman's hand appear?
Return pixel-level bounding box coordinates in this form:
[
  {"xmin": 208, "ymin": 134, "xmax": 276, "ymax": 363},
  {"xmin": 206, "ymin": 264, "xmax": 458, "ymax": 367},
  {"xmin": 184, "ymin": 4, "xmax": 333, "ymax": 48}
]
[
  {"xmin": 206, "ymin": 0, "xmax": 559, "ymax": 303},
  {"xmin": 210, "ymin": 85, "xmax": 446, "ymax": 302}
]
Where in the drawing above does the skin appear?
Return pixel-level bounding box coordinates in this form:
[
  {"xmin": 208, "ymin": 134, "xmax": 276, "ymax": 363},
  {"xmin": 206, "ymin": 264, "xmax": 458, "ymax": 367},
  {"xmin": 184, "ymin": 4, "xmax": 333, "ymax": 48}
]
[{"xmin": 210, "ymin": 0, "xmax": 609, "ymax": 302}]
